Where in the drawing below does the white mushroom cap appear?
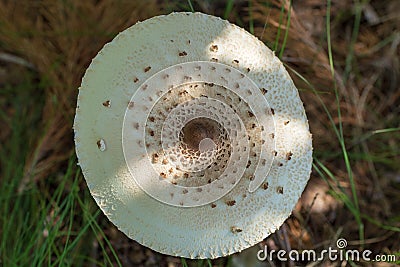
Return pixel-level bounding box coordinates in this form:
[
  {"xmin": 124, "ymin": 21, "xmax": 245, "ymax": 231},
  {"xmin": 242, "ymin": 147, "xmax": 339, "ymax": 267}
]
[{"xmin": 74, "ymin": 12, "xmax": 312, "ymax": 259}]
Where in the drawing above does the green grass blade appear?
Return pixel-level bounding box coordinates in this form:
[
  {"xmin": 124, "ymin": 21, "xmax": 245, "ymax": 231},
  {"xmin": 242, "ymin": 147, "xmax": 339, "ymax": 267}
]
[
  {"xmin": 187, "ymin": 0, "xmax": 195, "ymax": 12},
  {"xmin": 278, "ymin": 0, "xmax": 292, "ymax": 58},
  {"xmin": 326, "ymin": 0, "xmax": 363, "ymax": 243},
  {"xmin": 344, "ymin": 0, "xmax": 362, "ymax": 81},
  {"xmin": 181, "ymin": 258, "xmax": 189, "ymax": 267},
  {"xmin": 273, "ymin": 2, "xmax": 286, "ymax": 51},
  {"xmin": 248, "ymin": 0, "xmax": 254, "ymax": 34},
  {"xmin": 326, "ymin": 0, "xmax": 334, "ymax": 76},
  {"xmin": 223, "ymin": 0, "xmax": 235, "ymax": 19},
  {"xmin": 361, "ymin": 214, "xmax": 400, "ymax": 232}
]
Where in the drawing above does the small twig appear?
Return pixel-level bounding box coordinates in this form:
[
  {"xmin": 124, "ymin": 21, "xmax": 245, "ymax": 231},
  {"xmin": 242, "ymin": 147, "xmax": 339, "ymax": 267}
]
[
  {"xmin": 281, "ymin": 224, "xmax": 294, "ymax": 267},
  {"xmin": 259, "ymin": 3, "xmax": 271, "ymax": 41},
  {"xmin": 298, "ymin": 192, "xmax": 319, "ymax": 248},
  {"xmin": 0, "ymin": 52, "xmax": 36, "ymax": 70}
]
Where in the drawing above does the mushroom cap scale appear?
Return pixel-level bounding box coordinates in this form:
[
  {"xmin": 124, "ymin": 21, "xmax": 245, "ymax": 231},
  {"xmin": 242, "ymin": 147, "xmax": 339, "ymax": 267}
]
[{"xmin": 74, "ymin": 12, "xmax": 312, "ymax": 259}]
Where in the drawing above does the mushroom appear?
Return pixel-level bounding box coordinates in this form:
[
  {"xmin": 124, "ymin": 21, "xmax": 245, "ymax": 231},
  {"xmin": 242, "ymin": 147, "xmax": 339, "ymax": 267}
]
[{"xmin": 74, "ymin": 12, "xmax": 312, "ymax": 259}]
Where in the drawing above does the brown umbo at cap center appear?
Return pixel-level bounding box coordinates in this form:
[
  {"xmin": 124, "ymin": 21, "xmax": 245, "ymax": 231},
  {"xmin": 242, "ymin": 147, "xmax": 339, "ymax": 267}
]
[{"xmin": 180, "ymin": 117, "xmax": 221, "ymax": 151}]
